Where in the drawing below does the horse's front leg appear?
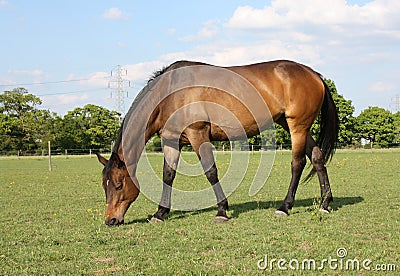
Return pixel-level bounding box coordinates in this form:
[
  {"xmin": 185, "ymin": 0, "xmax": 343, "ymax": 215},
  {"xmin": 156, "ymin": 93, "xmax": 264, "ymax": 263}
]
[
  {"xmin": 151, "ymin": 141, "xmax": 180, "ymax": 222},
  {"xmin": 191, "ymin": 136, "xmax": 229, "ymax": 222},
  {"xmin": 206, "ymin": 162, "xmax": 229, "ymax": 222}
]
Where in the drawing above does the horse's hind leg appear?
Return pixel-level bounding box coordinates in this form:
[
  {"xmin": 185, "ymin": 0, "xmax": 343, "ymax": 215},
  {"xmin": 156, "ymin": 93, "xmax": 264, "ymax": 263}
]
[
  {"xmin": 151, "ymin": 139, "xmax": 181, "ymax": 222},
  {"xmin": 187, "ymin": 127, "xmax": 229, "ymax": 222},
  {"xmin": 305, "ymin": 134, "xmax": 333, "ymax": 212},
  {"xmin": 276, "ymin": 126, "xmax": 307, "ymax": 216}
]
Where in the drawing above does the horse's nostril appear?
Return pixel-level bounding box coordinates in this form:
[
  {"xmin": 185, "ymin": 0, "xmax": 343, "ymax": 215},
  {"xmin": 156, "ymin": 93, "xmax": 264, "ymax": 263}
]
[{"xmin": 106, "ymin": 217, "xmax": 117, "ymax": 226}]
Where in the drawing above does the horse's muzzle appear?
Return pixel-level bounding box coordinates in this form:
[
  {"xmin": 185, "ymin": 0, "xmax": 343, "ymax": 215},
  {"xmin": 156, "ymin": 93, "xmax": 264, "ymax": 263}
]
[{"xmin": 105, "ymin": 217, "xmax": 124, "ymax": 226}]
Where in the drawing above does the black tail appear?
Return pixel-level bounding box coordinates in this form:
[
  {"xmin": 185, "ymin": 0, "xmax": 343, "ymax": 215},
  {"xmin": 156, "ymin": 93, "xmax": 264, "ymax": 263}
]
[
  {"xmin": 304, "ymin": 78, "xmax": 339, "ymax": 182},
  {"xmin": 318, "ymin": 78, "xmax": 339, "ymax": 164}
]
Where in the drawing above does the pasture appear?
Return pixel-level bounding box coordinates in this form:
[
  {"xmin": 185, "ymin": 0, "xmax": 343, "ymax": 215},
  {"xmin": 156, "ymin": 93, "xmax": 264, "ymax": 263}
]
[{"xmin": 0, "ymin": 150, "xmax": 399, "ymax": 275}]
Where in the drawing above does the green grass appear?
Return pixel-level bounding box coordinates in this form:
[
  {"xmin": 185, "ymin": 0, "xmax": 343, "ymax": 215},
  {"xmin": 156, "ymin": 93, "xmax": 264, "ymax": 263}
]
[{"xmin": 0, "ymin": 150, "xmax": 399, "ymax": 275}]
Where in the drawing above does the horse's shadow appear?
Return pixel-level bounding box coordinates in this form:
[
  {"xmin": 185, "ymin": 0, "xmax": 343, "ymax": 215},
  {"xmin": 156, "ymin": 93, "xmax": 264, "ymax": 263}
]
[
  {"xmin": 228, "ymin": 196, "xmax": 364, "ymax": 219},
  {"xmin": 125, "ymin": 196, "xmax": 364, "ymax": 224}
]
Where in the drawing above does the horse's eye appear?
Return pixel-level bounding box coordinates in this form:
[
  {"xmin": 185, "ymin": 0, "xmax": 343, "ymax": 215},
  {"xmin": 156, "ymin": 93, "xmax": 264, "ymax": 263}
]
[{"xmin": 115, "ymin": 182, "xmax": 123, "ymax": 191}]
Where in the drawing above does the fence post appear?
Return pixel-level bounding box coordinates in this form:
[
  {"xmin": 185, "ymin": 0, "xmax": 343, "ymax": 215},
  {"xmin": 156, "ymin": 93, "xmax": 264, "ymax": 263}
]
[
  {"xmin": 48, "ymin": 141, "xmax": 52, "ymax": 171},
  {"xmin": 65, "ymin": 149, "xmax": 68, "ymax": 159},
  {"xmin": 89, "ymin": 149, "xmax": 92, "ymax": 158}
]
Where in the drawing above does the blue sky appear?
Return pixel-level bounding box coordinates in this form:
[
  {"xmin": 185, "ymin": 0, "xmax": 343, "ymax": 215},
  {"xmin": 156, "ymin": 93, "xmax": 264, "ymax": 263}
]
[{"xmin": 1, "ymin": 0, "xmax": 399, "ymax": 115}]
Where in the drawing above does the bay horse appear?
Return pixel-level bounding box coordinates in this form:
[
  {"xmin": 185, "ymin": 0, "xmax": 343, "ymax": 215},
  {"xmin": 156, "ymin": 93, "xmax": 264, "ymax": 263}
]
[{"xmin": 96, "ymin": 60, "xmax": 338, "ymax": 226}]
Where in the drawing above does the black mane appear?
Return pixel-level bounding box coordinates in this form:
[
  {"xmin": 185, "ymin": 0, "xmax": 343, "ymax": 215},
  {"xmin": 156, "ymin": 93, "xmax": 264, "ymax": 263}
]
[
  {"xmin": 113, "ymin": 64, "xmax": 173, "ymax": 156},
  {"xmin": 112, "ymin": 120, "xmax": 123, "ymax": 153},
  {"xmin": 147, "ymin": 65, "xmax": 169, "ymax": 84},
  {"xmin": 147, "ymin": 60, "xmax": 204, "ymax": 84}
]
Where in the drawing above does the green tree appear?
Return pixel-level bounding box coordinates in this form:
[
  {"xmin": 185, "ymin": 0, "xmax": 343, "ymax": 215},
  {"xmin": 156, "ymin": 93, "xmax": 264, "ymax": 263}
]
[
  {"xmin": 55, "ymin": 104, "xmax": 120, "ymax": 150},
  {"xmin": 0, "ymin": 113, "xmax": 20, "ymax": 151},
  {"xmin": 248, "ymin": 134, "xmax": 261, "ymax": 149},
  {"xmin": 0, "ymin": 88, "xmax": 55, "ymax": 151},
  {"xmin": 274, "ymin": 123, "xmax": 291, "ymax": 148},
  {"xmin": 145, "ymin": 134, "xmax": 162, "ymax": 152},
  {"xmin": 31, "ymin": 109, "xmax": 59, "ymax": 150},
  {"xmin": 356, "ymin": 106, "xmax": 394, "ymax": 147},
  {"xmin": 392, "ymin": 111, "xmax": 400, "ymax": 144}
]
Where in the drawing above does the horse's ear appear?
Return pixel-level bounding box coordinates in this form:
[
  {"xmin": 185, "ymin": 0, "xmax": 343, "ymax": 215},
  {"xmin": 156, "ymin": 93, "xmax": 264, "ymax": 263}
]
[
  {"xmin": 95, "ymin": 152, "xmax": 108, "ymax": 166},
  {"xmin": 110, "ymin": 152, "xmax": 125, "ymax": 169}
]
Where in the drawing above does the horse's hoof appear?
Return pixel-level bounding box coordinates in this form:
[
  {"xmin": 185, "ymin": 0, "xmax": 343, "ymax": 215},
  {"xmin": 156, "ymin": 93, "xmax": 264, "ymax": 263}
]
[
  {"xmin": 149, "ymin": 217, "xmax": 164, "ymax": 223},
  {"xmin": 214, "ymin": 216, "xmax": 229, "ymax": 223},
  {"xmin": 274, "ymin": 210, "xmax": 288, "ymax": 217},
  {"xmin": 319, "ymin": 208, "xmax": 330, "ymax": 215}
]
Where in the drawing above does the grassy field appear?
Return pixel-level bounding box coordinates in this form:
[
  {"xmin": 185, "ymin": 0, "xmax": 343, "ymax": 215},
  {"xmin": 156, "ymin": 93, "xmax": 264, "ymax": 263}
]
[{"xmin": 0, "ymin": 150, "xmax": 399, "ymax": 275}]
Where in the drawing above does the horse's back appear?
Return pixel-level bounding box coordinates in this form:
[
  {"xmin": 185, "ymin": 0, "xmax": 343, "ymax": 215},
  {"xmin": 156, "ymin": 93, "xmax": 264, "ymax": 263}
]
[{"xmin": 156, "ymin": 60, "xmax": 325, "ymax": 141}]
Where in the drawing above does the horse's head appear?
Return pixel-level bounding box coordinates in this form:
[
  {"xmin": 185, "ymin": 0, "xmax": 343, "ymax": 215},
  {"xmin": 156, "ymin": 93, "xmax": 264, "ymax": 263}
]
[{"xmin": 96, "ymin": 152, "xmax": 140, "ymax": 226}]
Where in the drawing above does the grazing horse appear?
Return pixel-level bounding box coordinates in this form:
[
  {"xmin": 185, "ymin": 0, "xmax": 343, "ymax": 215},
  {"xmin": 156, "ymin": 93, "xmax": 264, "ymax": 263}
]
[{"xmin": 96, "ymin": 60, "xmax": 338, "ymax": 226}]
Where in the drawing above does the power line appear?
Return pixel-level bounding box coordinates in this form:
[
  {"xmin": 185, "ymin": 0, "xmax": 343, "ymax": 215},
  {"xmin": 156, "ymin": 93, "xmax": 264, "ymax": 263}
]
[
  {"xmin": 36, "ymin": 87, "xmax": 108, "ymax": 96},
  {"xmin": 1, "ymin": 71, "xmax": 136, "ymax": 111},
  {"xmin": 0, "ymin": 77, "xmax": 108, "ymax": 87}
]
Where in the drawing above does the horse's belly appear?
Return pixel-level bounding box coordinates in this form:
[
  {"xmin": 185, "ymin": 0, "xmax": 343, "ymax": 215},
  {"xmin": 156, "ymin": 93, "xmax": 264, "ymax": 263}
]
[{"xmin": 210, "ymin": 123, "xmax": 261, "ymax": 141}]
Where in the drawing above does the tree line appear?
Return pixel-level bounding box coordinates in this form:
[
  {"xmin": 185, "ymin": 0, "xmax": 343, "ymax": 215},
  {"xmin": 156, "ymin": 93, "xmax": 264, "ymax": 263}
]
[
  {"xmin": 1, "ymin": 82, "xmax": 400, "ymax": 154},
  {"xmin": 0, "ymin": 88, "xmax": 120, "ymax": 154}
]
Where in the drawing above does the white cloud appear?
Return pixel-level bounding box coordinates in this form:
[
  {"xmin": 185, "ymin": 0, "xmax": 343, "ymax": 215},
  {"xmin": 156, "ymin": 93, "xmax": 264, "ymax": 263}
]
[
  {"xmin": 175, "ymin": 1, "xmax": 400, "ymax": 67},
  {"xmin": 181, "ymin": 20, "xmax": 220, "ymax": 42},
  {"xmin": 157, "ymin": 39, "xmax": 322, "ymax": 67},
  {"xmin": 3, "ymin": 69, "xmax": 47, "ymax": 86},
  {"xmin": 0, "ymin": 79, "xmax": 16, "ymax": 87},
  {"xmin": 226, "ymin": 0, "xmax": 400, "ymax": 30},
  {"xmin": 0, "ymin": 0, "xmax": 8, "ymax": 7},
  {"xmin": 163, "ymin": 0, "xmax": 399, "ymax": 75},
  {"xmin": 165, "ymin": 28, "xmax": 176, "ymax": 35},
  {"xmin": 41, "ymin": 93, "xmax": 90, "ymax": 112},
  {"xmin": 92, "ymin": 0, "xmax": 399, "ymax": 92},
  {"xmin": 74, "ymin": 62, "xmax": 166, "ymax": 99},
  {"xmin": 160, "ymin": 52, "xmax": 188, "ymax": 63},
  {"xmin": 125, "ymin": 61, "xmax": 165, "ymax": 84},
  {"xmin": 7, "ymin": 69, "xmax": 44, "ymax": 77},
  {"xmin": 56, "ymin": 93, "xmax": 89, "ymax": 105},
  {"xmin": 104, "ymin": 38, "xmax": 323, "ymax": 90},
  {"xmin": 102, "ymin": 7, "xmax": 130, "ymax": 20},
  {"xmin": 369, "ymin": 81, "xmax": 396, "ymax": 93},
  {"xmin": 86, "ymin": 72, "xmax": 109, "ymax": 87},
  {"xmin": 83, "ymin": 0, "xmax": 398, "ymax": 114},
  {"xmin": 117, "ymin": 41, "xmax": 127, "ymax": 48}
]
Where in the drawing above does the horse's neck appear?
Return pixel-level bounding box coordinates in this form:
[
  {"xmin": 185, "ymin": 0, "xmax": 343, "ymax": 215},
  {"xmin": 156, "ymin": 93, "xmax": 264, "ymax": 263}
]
[
  {"xmin": 118, "ymin": 77, "xmax": 162, "ymax": 169},
  {"xmin": 118, "ymin": 115, "xmax": 159, "ymax": 173}
]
